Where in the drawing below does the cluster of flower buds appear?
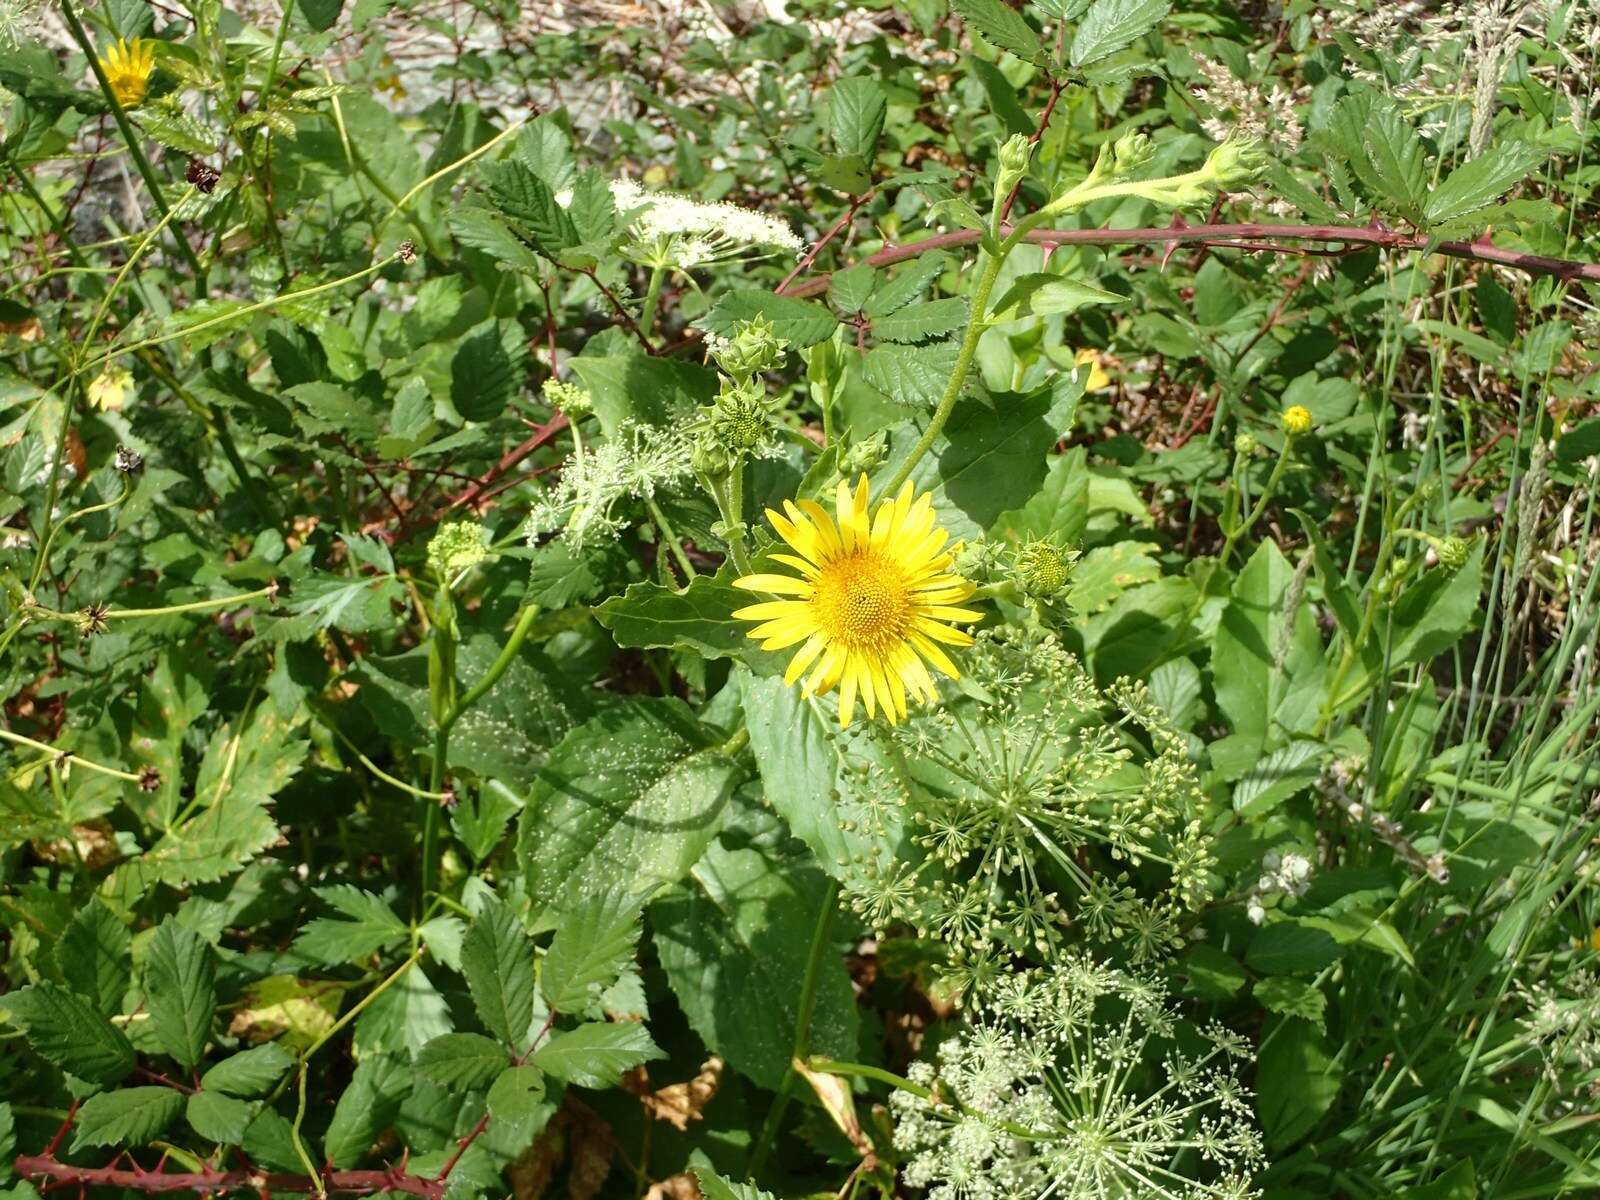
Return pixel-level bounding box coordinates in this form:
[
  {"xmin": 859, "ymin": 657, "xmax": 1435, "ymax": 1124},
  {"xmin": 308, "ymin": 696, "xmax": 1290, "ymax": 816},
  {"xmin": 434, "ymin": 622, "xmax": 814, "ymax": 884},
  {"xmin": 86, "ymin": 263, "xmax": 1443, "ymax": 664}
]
[
  {"xmin": 709, "ymin": 314, "xmax": 788, "ymax": 382},
  {"xmin": 543, "ymin": 378, "xmax": 592, "ymax": 420},
  {"xmin": 426, "ymin": 520, "xmax": 491, "ymax": 580}
]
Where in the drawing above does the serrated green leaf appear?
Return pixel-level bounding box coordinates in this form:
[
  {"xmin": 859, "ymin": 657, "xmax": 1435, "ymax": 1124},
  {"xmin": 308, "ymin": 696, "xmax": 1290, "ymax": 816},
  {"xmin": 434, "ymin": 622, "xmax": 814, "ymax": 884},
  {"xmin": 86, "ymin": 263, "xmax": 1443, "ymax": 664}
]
[
  {"xmin": 186, "ymin": 1091, "xmax": 258, "ymax": 1146},
  {"xmin": 1254, "ymin": 976, "xmax": 1327, "ymax": 1029},
  {"xmin": 0, "ymin": 1102, "xmax": 13, "ymax": 1180},
  {"xmin": 201, "ymin": 1043, "xmax": 295, "ymax": 1097},
  {"xmin": 1, "ymin": 982, "xmax": 136, "ymax": 1085},
  {"xmin": 593, "ymin": 559, "xmax": 776, "ymax": 665},
  {"xmin": 486, "ymin": 1064, "xmax": 548, "ymax": 1119},
  {"xmin": 1070, "ymin": 0, "xmax": 1170, "ymax": 66},
  {"xmin": 1329, "ymin": 91, "xmax": 1425, "ymax": 219},
  {"xmin": 145, "ymin": 920, "xmax": 216, "ymax": 1070},
  {"xmin": 71, "ymin": 1088, "xmax": 185, "ymax": 1150},
  {"xmin": 448, "ymin": 206, "xmax": 544, "ymax": 272},
  {"xmin": 967, "ymin": 54, "xmax": 1033, "ymax": 135},
  {"xmin": 299, "ymin": 0, "xmax": 343, "ymax": 30},
  {"xmin": 872, "ymin": 297, "xmax": 969, "ymax": 343},
  {"xmin": 1246, "ymin": 922, "xmax": 1343, "ymax": 975},
  {"xmin": 516, "ymin": 700, "xmax": 738, "ymax": 920},
  {"xmin": 989, "ymin": 273, "xmax": 1124, "ymax": 323},
  {"xmin": 540, "ymin": 891, "xmax": 642, "ymax": 1013},
  {"xmin": 528, "ymin": 1021, "xmax": 662, "ymax": 1088},
  {"xmin": 55, "ymin": 898, "xmax": 130, "ymax": 1018},
  {"xmin": 451, "ymin": 319, "xmax": 528, "ymax": 423},
  {"xmin": 417, "ymin": 1032, "xmax": 511, "ymax": 1091},
  {"xmin": 694, "ymin": 1168, "xmax": 779, "ymax": 1200},
  {"xmin": 486, "ymin": 160, "xmax": 578, "ymax": 255},
  {"xmin": 828, "ymin": 263, "xmax": 877, "ymax": 314},
  {"xmin": 864, "ymin": 255, "xmax": 949, "ymax": 318},
  {"xmin": 1424, "ymin": 143, "xmax": 1547, "ymax": 225},
  {"xmin": 654, "ymin": 841, "xmax": 859, "ymax": 1091},
  {"xmin": 860, "ymin": 340, "xmax": 961, "ymax": 408},
  {"xmin": 461, "ymin": 898, "xmax": 537, "ymax": 1046},
  {"xmin": 293, "ymin": 885, "xmax": 407, "ymax": 965},
  {"xmin": 951, "ymin": 0, "xmax": 1043, "ymax": 61},
  {"xmin": 701, "ymin": 290, "xmax": 839, "ymax": 348},
  {"xmin": 323, "ymin": 1056, "xmax": 408, "ymax": 1168},
  {"xmin": 829, "ymin": 77, "xmax": 886, "ymax": 163}
]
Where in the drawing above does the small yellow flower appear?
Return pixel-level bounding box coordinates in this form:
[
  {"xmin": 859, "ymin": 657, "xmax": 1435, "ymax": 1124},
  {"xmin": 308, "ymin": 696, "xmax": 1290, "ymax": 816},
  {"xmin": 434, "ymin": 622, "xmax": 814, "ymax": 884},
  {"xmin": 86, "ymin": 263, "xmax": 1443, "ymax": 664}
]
[
  {"xmin": 1073, "ymin": 348, "xmax": 1111, "ymax": 393},
  {"xmin": 98, "ymin": 38, "xmax": 155, "ymax": 109},
  {"xmin": 733, "ymin": 476, "xmax": 981, "ymax": 727},
  {"xmin": 1282, "ymin": 404, "xmax": 1314, "ymax": 437},
  {"xmin": 87, "ymin": 365, "xmax": 132, "ymax": 411}
]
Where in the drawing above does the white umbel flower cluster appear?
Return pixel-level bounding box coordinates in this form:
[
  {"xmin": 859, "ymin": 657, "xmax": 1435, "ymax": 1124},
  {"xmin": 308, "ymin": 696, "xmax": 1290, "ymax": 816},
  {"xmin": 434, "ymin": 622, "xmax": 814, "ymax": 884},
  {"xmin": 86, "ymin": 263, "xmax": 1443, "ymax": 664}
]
[
  {"xmin": 890, "ymin": 958, "xmax": 1264, "ymax": 1200},
  {"xmin": 609, "ymin": 178, "xmax": 803, "ymax": 267}
]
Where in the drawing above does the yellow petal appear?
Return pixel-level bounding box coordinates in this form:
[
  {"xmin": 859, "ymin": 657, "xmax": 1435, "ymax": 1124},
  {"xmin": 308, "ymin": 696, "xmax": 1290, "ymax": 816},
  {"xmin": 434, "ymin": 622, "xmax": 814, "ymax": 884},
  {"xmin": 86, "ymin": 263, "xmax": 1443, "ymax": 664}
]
[{"xmin": 732, "ymin": 573, "xmax": 812, "ymax": 596}]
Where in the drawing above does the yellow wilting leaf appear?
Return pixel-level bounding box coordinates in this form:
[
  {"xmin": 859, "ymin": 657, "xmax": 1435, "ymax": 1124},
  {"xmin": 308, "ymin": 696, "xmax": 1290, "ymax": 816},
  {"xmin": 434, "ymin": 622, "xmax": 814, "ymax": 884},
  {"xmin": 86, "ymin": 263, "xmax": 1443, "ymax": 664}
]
[
  {"xmin": 87, "ymin": 366, "xmax": 132, "ymax": 411},
  {"xmin": 227, "ymin": 975, "xmax": 343, "ymax": 1049},
  {"xmin": 794, "ymin": 1057, "xmax": 874, "ymax": 1158}
]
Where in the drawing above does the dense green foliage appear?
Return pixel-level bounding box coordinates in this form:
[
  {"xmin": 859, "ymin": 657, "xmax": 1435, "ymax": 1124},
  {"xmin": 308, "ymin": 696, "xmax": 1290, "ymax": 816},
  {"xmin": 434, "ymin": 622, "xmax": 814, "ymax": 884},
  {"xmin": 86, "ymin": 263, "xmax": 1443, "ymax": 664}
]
[{"xmin": 1, "ymin": 1, "xmax": 1599, "ymax": 1198}]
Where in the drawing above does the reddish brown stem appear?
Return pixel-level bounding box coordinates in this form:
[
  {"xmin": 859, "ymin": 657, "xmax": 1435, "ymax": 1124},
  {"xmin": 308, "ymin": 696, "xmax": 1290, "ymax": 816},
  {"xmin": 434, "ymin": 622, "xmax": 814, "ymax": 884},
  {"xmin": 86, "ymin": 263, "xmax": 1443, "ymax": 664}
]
[
  {"xmin": 779, "ymin": 221, "xmax": 1600, "ymax": 298},
  {"xmin": 998, "ymin": 79, "xmax": 1065, "ymax": 224},
  {"xmin": 776, "ymin": 190, "xmax": 875, "ymax": 295},
  {"xmin": 16, "ymin": 1156, "xmax": 444, "ymax": 1199},
  {"xmin": 437, "ymin": 413, "xmax": 569, "ymax": 518}
]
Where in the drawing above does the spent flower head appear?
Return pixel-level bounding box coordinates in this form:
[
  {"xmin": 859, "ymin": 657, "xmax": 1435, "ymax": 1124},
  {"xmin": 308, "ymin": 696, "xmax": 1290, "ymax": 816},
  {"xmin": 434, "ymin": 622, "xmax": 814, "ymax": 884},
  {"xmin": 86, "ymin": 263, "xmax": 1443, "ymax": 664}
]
[{"xmin": 890, "ymin": 959, "xmax": 1264, "ymax": 1200}]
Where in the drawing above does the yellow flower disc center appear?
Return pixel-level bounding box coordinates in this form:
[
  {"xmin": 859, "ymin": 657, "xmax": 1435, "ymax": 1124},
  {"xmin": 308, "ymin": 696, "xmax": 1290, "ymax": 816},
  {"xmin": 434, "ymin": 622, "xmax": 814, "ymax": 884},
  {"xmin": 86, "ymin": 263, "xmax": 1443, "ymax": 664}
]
[{"xmin": 811, "ymin": 550, "xmax": 912, "ymax": 650}]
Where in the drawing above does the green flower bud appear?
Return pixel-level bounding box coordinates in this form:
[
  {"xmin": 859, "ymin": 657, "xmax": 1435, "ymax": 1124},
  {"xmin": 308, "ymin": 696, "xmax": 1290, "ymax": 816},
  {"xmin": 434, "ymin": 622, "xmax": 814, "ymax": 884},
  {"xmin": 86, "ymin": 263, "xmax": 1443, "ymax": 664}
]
[
  {"xmin": 1436, "ymin": 535, "xmax": 1471, "ymax": 570},
  {"xmin": 1015, "ymin": 541, "xmax": 1075, "ymax": 599},
  {"xmin": 543, "ymin": 378, "xmax": 592, "ymax": 419},
  {"xmin": 427, "ymin": 521, "xmax": 490, "ymax": 579},
  {"xmin": 1234, "ymin": 432, "xmax": 1258, "ymax": 456},
  {"xmin": 712, "ymin": 315, "xmax": 787, "ymax": 380},
  {"xmin": 1205, "ymin": 136, "xmax": 1270, "ymax": 190},
  {"xmin": 692, "ymin": 431, "xmax": 733, "ymax": 479},
  {"xmin": 995, "ymin": 133, "xmax": 1033, "ymax": 200},
  {"xmin": 1111, "ymin": 131, "xmax": 1155, "ymax": 177}
]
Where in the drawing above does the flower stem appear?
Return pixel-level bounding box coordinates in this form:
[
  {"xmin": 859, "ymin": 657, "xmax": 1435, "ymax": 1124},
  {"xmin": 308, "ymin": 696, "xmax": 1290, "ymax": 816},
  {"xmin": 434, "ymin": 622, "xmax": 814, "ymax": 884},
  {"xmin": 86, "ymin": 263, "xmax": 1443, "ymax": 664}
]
[
  {"xmin": 0, "ymin": 728, "xmax": 147, "ymax": 785},
  {"xmin": 645, "ymin": 494, "xmax": 697, "ymax": 581},
  {"xmin": 58, "ymin": 0, "xmax": 205, "ymax": 283},
  {"xmin": 639, "ymin": 265, "xmax": 666, "ymax": 343},
  {"xmin": 883, "ymin": 249, "xmax": 1005, "ymax": 494}
]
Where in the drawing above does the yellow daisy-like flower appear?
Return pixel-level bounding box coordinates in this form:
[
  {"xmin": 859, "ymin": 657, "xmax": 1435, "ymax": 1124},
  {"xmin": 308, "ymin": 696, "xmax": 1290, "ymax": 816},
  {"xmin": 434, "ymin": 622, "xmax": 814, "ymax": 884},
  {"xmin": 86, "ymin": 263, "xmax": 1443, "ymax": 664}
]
[
  {"xmin": 98, "ymin": 38, "xmax": 155, "ymax": 109},
  {"xmin": 1073, "ymin": 347, "xmax": 1111, "ymax": 393},
  {"xmin": 733, "ymin": 476, "xmax": 981, "ymax": 727}
]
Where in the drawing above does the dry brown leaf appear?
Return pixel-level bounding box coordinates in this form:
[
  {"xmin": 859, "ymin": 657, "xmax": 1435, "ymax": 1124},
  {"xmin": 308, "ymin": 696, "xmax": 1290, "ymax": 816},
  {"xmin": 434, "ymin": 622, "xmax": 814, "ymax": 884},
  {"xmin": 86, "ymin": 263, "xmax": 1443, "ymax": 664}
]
[
  {"xmin": 795, "ymin": 1057, "xmax": 873, "ymax": 1158},
  {"xmin": 623, "ymin": 1056, "xmax": 724, "ymax": 1131},
  {"xmin": 566, "ymin": 1102, "xmax": 615, "ymax": 1200},
  {"xmin": 510, "ymin": 1119, "xmax": 566, "ymax": 1200}
]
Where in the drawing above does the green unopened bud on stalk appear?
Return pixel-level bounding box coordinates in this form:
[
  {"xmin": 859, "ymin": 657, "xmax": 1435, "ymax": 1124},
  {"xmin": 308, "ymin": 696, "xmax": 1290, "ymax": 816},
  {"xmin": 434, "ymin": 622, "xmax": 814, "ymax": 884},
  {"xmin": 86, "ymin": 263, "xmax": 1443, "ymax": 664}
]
[
  {"xmin": 1234, "ymin": 432, "xmax": 1258, "ymax": 456},
  {"xmin": 712, "ymin": 315, "xmax": 788, "ymax": 381},
  {"xmin": 1111, "ymin": 131, "xmax": 1155, "ymax": 178},
  {"xmin": 1205, "ymin": 136, "xmax": 1270, "ymax": 191},
  {"xmin": 1015, "ymin": 540, "xmax": 1076, "ymax": 599},
  {"xmin": 995, "ymin": 133, "xmax": 1033, "ymax": 203},
  {"xmin": 1435, "ymin": 535, "xmax": 1471, "ymax": 570}
]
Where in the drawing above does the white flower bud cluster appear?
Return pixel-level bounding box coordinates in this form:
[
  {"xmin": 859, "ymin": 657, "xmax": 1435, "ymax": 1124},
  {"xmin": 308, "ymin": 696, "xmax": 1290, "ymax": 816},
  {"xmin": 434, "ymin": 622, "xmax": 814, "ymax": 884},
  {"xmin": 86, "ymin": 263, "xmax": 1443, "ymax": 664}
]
[
  {"xmin": 609, "ymin": 178, "xmax": 803, "ymax": 265},
  {"xmin": 1245, "ymin": 850, "xmax": 1313, "ymax": 925}
]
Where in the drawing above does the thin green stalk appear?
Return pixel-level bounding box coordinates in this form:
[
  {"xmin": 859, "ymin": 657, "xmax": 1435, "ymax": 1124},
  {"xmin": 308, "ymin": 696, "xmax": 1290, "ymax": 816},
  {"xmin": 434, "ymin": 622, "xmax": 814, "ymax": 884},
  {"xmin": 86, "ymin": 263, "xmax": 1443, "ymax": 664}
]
[
  {"xmin": 1219, "ymin": 436, "xmax": 1297, "ymax": 562},
  {"xmin": 27, "ymin": 583, "xmax": 278, "ymax": 624},
  {"xmin": 26, "ymin": 477, "xmax": 131, "ymax": 594},
  {"xmin": 747, "ymin": 877, "xmax": 841, "ymax": 1178},
  {"xmin": 646, "ymin": 494, "xmax": 697, "ymax": 581},
  {"xmin": 58, "ymin": 0, "xmax": 205, "ymax": 283},
  {"xmin": 639, "ymin": 265, "xmax": 666, "ymax": 342},
  {"xmin": 0, "ymin": 728, "xmax": 147, "ymax": 785},
  {"xmin": 421, "ymin": 603, "xmax": 542, "ymax": 897},
  {"xmin": 884, "ymin": 249, "xmax": 1005, "ymax": 495}
]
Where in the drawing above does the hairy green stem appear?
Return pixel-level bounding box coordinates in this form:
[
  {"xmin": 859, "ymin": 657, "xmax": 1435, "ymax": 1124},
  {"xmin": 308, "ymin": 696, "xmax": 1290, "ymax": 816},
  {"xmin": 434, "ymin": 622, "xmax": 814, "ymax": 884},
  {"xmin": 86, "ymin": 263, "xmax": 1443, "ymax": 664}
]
[
  {"xmin": 0, "ymin": 728, "xmax": 147, "ymax": 785},
  {"xmin": 639, "ymin": 265, "xmax": 666, "ymax": 343}
]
